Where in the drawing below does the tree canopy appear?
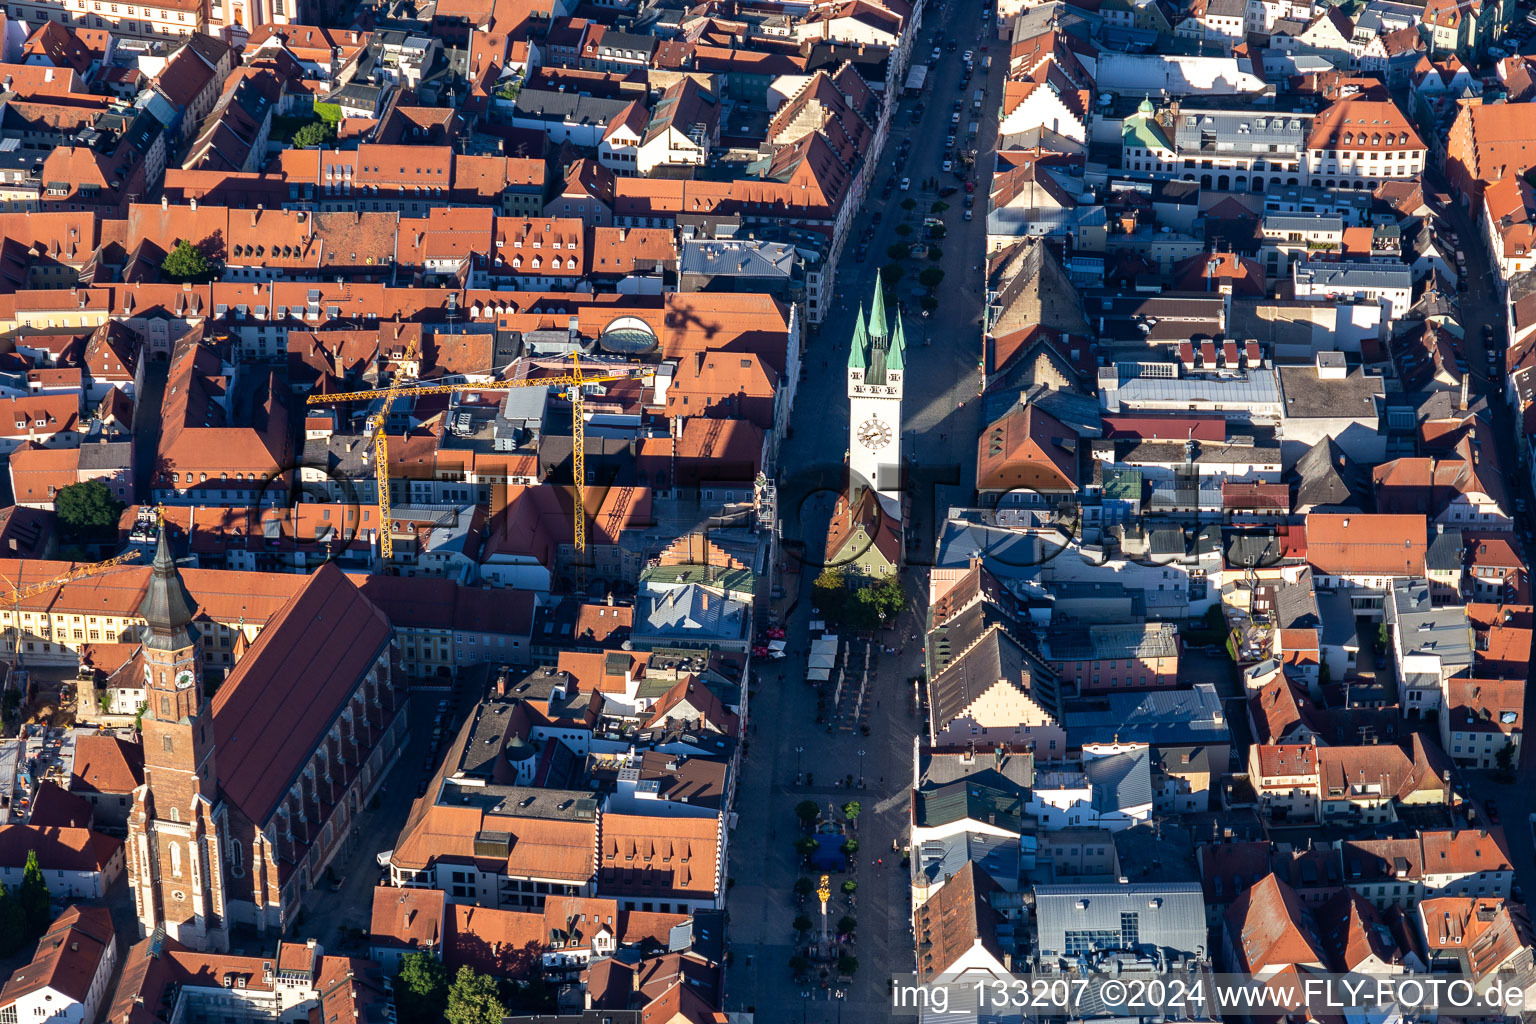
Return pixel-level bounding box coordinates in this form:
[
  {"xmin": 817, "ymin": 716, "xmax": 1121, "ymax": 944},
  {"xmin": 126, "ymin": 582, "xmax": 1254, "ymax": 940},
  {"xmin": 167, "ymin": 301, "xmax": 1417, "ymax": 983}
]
[
  {"xmin": 445, "ymin": 966, "xmax": 506, "ymax": 1024},
  {"xmin": 20, "ymin": 850, "xmax": 50, "ymax": 937},
  {"xmin": 161, "ymin": 240, "xmax": 212, "ymax": 283},
  {"xmin": 56, "ymin": 481, "xmax": 123, "ymax": 540},
  {"xmin": 394, "ymin": 952, "xmax": 449, "ymax": 1023},
  {"xmin": 292, "ymin": 120, "xmax": 336, "ymax": 148}
]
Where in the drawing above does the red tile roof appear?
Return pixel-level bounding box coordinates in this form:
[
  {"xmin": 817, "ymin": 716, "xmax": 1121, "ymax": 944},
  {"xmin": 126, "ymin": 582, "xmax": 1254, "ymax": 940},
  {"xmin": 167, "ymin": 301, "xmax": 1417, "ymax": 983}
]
[
  {"xmin": 0, "ymin": 826, "xmax": 120, "ymax": 872},
  {"xmin": 210, "ymin": 563, "xmax": 392, "ymax": 826},
  {"xmin": 1305, "ymin": 513, "xmax": 1426, "ymax": 577},
  {"xmin": 0, "ymin": 905, "xmax": 114, "ymax": 1007},
  {"xmin": 369, "ymin": 886, "xmax": 444, "ymax": 954},
  {"xmin": 1227, "ymin": 873, "xmax": 1327, "ymax": 973}
]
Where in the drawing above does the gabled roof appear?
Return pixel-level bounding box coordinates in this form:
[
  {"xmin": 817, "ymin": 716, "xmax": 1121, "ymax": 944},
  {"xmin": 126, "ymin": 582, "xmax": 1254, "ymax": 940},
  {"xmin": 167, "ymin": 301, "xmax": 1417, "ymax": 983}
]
[
  {"xmin": 1227, "ymin": 873, "xmax": 1327, "ymax": 973},
  {"xmin": 1305, "ymin": 513, "xmax": 1425, "ymax": 576},
  {"xmin": 369, "ymin": 886, "xmax": 444, "ymax": 955},
  {"xmin": 0, "ymin": 905, "xmax": 115, "ymax": 1007},
  {"xmin": 977, "ymin": 402, "xmax": 1079, "ymax": 493},
  {"xmin": 211, "ymin": 564, "xmax": 392, "ymax": 827},
  {"xmin": 1317, "ymin": 887, "xmax": 1400, "ymax": 972},
  {"xmin": 70, "ymin": 734, "xmax": 144, "ymax": 795},
  {"xmin": 913, "ymin": 862, "xmax": 1005, "ymax": 980}
]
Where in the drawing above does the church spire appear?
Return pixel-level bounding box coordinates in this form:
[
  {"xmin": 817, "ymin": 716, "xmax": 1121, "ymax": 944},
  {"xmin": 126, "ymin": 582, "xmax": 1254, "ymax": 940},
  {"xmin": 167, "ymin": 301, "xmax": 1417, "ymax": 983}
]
[
  {"xmin": 887, "ymin": 308, "xmax": 906, "ymax": 373},
  {"xmin": 139, "ymin": 522, "xmax": 196, "ymax": 652},
  {"xmin": 848, "ymin": 302, "xmax": 868, "ymax": 370},
  {"xmin": 868, "ymin": 280, "xmax": 889, "ymax": 342}
]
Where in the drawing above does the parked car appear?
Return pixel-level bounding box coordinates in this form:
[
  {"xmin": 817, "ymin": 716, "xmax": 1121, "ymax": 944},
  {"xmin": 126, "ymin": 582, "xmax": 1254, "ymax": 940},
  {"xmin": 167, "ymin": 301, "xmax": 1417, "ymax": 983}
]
[
  {"xmin": 942, "ymin": 160, "xmax": 953, "ymax": 172},
  {"xmin": 900, "ymin": 177, "xmax": 911, "ymax": 190},
  {"xmin": 963, "ymin": 209, "xmax": 973, "ymax": 221}
]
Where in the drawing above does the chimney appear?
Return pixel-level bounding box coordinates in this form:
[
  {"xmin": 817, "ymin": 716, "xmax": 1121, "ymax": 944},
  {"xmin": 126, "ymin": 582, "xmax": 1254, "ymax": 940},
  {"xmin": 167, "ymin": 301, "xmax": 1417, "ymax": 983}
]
[
  {"xmin": 189, "ymin": 197, "xmax": 198, "ymax": 211},
  {"xmin": 161, "ymin": 195, "xmax": 169, "ymax": 210}
]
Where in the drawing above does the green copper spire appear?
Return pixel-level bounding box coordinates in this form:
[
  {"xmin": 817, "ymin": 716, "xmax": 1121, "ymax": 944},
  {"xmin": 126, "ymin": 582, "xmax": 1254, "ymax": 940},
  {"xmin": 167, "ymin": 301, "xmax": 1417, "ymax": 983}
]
[
  {"xmin": 868, "ymin": 280, "xmax": 889, "ymax": 341},
  {"xmin": 887, "ymin": 309, "xmax": 906, "ymax": 373},
  {"xmin": 848, "ymin": 302, "xmax": 868, "ymax": 370}
]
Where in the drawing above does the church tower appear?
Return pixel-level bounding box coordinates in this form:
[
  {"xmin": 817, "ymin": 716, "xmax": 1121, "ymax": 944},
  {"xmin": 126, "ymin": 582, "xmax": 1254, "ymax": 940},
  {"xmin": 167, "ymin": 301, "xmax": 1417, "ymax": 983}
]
[
  {"xmin": 847, "ymin": 281, "xmax": 906, "ymax": 518},
  {"xmin": 127, "ymin": 524, "xmax": 229, "ymax": 950}
]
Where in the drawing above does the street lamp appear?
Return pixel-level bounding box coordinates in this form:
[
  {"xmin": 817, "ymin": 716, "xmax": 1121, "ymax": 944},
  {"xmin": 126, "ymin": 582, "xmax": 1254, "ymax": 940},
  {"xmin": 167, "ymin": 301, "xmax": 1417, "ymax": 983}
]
[
  {"xmin": 857, "ymin": 749, "xmax": 866, "ymax": 787},
  {"xmin": 796, "ymin": 745, "xmax": 805, "ymax": 781}
]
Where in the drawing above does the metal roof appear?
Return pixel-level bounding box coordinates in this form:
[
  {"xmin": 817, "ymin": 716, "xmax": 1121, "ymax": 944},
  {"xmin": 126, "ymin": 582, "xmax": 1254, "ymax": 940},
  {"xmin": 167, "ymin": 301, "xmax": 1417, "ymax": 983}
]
[{"xmin": 1033, "ymin": 881, "xmax": 1208, "ymax": 959}]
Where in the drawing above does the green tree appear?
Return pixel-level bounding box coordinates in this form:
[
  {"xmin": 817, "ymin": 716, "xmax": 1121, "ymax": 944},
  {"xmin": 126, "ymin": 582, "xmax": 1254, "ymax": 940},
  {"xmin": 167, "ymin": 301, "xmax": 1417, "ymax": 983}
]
[
  {"xmin": 841, "ymin": 879, "xmax": 858, "ymax": 895},
  {"xmin": 795, "ymin": 800, "xmax": 821, "ymax": 826},
  {"xmin": 445, "ymin": 966, "xmax": 505, "ymax": 1024},
  {"xmin": 880, "ymin": 262, "xmax": 905, "ymax": 286},
  {"xmin": 840, "ymin": 837, "xmax": 859, "ymax": 856},
  {"xmin": 794, "ymin": 876, "xmax": 814, "ymax": 897},
  {"xmin": 930, "ymin": 201, "xmax": 949, "ymax": 213},
  {"xmin": 792, "ymin": 913, "xmax": 813, "ymax": 933},
  {"xmin": 1376, "ymin": 622, "xmax": 1391, "ymax": 652},
  {"xmin": 836, "ymin": 915, "xmax": 857, "ymax": 936},
  {"xmin": 887, "ymin": 243, "xmax": 911, "ymax": 260},
  {"xmin": 813, "ymin": 567, "xmax": 848, "ymax": 620},
  {"xmin": 161, "ymin": 240, "xmax": 211, "ymax": 283},
  {"xmin": 1, "ymin": 690, "xmax": 20, "ymax": 720},
  {"xmin": 789, "ymin": 953, "xmax": 810, "ymax": 974},
  {"xmin": 292, "ymin": 120, "xmax": 335, "ymax": 147},
  {"xmin": 926, "ymin": 245, "xmax": 943, "ymax": 262},
  {"xmin": 894, "ymin": 223, "xmax": 913, "ymax": 237},
  {"xmin": 55, "ymin": 481, "xmax": 124, "ymax": 540},
  {"xmin": 838, "ymin": 954, "xmax": 859, "ymax": 976},
  {"xmin": 0, "ymin": 885, "xmax": 24, "ymax": 956},
  {"xmin": 900, "ymin": 197, "xmax": 917, "ymax": 211},
  {"xmin": 794, "ymin": 836, "xmax": 820, "ymax": 858},
  {"xmin": 394, "ymin": 952, "xmax": 449, "ymax": 1024},
  {"xmin": 1496, "ymin": 741, "xmax": 1517, "ymax": 781},
  {"xmin": 20, "ymin": 850, "xmax": 49, "ymax": 937},
  {"xmin": 919, "ymin": 267, "xmax": 945, "ymax": 288},
  {"xmin": 841, "ymin": 800, "xmax": 861, "ymax": 822},
  {"xmin": 854, "ymin": 575, "xmax": 904, "ymax": 626}
]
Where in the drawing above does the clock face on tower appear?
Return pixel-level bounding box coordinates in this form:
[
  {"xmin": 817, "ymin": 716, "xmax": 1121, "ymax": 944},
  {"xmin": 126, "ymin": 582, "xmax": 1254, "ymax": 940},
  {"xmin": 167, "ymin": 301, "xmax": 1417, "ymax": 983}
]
[
  {"xmin": 856, "ymin": 417, "xmax": 892, "ymax": 450},
  {"xmin": 175, "ymin": 670, "xmax": 195, "ymax": 690}
]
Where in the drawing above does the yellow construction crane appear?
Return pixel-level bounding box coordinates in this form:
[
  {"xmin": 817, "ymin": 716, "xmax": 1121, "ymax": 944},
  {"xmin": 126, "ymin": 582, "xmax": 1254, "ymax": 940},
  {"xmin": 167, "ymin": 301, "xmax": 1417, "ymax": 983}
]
[
  {"xmin": 308, "ymin": 353, "xmax": 654, "ymax": 566},
  {"xmin": 3, "ymin": 549, "xmax": 146, "ymax": 676}
]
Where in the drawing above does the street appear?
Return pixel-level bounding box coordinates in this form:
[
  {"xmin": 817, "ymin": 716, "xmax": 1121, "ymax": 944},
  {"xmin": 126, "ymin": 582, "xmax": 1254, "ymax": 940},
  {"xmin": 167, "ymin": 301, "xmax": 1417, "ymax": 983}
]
[
  {"xmin": 1435, "ymin": 180, "xmax": 1536, "ymax": 902},
  {"xmin": 722, "ymin": 0, "xmax": 1001, "ymax": 1018}
]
